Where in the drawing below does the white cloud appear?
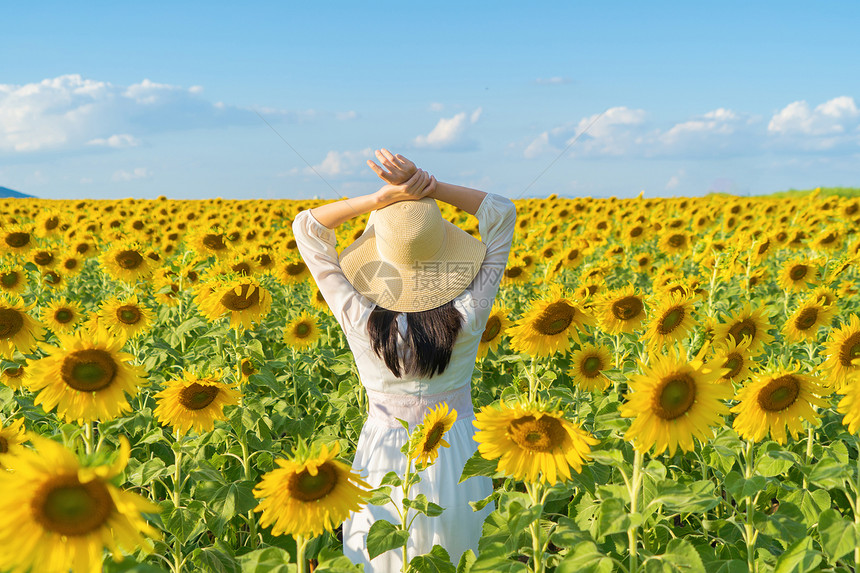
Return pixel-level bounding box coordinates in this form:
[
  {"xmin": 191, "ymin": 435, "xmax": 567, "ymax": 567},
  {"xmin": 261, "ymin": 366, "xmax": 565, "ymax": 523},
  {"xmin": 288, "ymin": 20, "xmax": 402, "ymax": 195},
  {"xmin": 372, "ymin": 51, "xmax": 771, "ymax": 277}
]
[
  {"xmin": 305, "ymin": 148, "xmax": 373, "ymax": 178},
  {"xmin": 87, "ymin": 134, "xmax": 140, "ymax": 148},
  {"xmin": 112, "ymin": 167, "xmax": 151, "ymax": 182},
  {"xmin": 665, "ymin": 169, "xmax": 685, "ymax": 190},
  {"xmin": 429, "ymin": 102, "xmax": 444, "ymax": 112},
  {"xmin": 536, "ymin": 77, "xmax": 571, "ymax": 85},
  {"xmin": 0, "ymin": 74, "xmax": 304, "ymax": 153},
  {"xmin": 413, "ymin": 108, "xmax": 482, "ymax": 150},
  {"xmin": 768, "ymin": 96, "xmax": 859, "ymax": 136},
  {"xmin": 524, "ymin": 106, "xmax": 646, "ymax": 158}
]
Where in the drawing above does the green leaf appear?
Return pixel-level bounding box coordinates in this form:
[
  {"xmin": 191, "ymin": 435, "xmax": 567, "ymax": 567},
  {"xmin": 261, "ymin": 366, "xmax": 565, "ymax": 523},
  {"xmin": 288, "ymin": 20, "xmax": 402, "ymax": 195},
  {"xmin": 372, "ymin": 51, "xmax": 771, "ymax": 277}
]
[
  {"xmin": 381, "ymin": 471, "xmax": 404, "ymax": 487},
  {"xmin": 643, "ymin": 538, "xmax": 706, "ymax": 573},
  {"xmin": 589, "ymin": 449, "xmax": 626, "ymax": 469},
  {"xmin": 649, "ymin": 479, "xmax": 720, "ymax": 513},
  {"xmin": 772, "ymin": 537, "xmax": 822, "ymax": 573},
  {"xmin": 103, "ymin": 561, "xmax": 170, "ymax": 573},
  {"xmin": 755, "ymin": 442, "xmax": 798, "ymax": 477},
  {"xmin": 368, "ymin": 486, "xmax": 393, "ymax": 506},
  {"xmin": 806, "ymin": 457, "xmax": 851, "ymax": 489},
  {"xmin": 190, "ymin": 544, "xmax": 240, "ymax": 573},
  {"xmin": 555, "ymin": 541, "xmax": 614, "ymax": 573},
  {"xmin": 366, "ymin": 519, "xmax": 409, "ymax": 560},
  {"xmin": 126, "ymin": 457, "xmax": 167, "ymax": 487},
  {"xmin": 314, "ymin": 546, "xmax": 366, "ymax": 572},
  {"xmin": 405, "ymin": 493, "xmax": 445, "ymax": 517},
  {"xmin": 818, "ymin": 508, "xmax": 856, "ymax": 563},
  {"xmin": 594, "ymin": 497, "xmax": 640, "ymax": 541},
  {"xmin": 237, "ymin": 547, "xmax": 295, "ymax": 572},
  {"xmin": 408, "ymin": 544, "xmax": 456, "ymax": 573},
  {"xmin": 209, "ymin": 480, "xmax": 259, "ymax": 536},
  {"xmin": 457, "ymin": 550, "xmax": 476, "ymax": 573},
  {"xmin": 469, "ymin": 542, "xmax": 528, "ymax": 572},
  {"xmin": 753, "ymin": 502, "xmax": 806, "ymax": 545},
  {"xmin": 459, "ymin": 450, "xmax": 502, "ymax": 483},
  {"xmin": 724, "ymin": 471, "xmax": 767, "ymax": 501},
  {"xmin": 550, "ymin": 517, "xmax": 592, "ymax": 548},
  {"xmin": 506, "ymin": 500, "xmax": 543, "ymax": 535},
  {"xmin": 784, "ymin": 489, "xmax": 831, "ymax": 528},
  {"xmin": 162, "ymin": 500, "xmax": 206, "ymax": 544}
]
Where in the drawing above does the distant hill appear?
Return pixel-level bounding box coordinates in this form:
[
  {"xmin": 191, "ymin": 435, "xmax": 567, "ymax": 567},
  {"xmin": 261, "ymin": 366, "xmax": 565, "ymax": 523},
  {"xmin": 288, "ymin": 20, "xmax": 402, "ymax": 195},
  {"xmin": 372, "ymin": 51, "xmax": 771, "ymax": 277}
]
[{"xmin": 0, "ymin": 186, "xmax": 35, "ymax": 199}]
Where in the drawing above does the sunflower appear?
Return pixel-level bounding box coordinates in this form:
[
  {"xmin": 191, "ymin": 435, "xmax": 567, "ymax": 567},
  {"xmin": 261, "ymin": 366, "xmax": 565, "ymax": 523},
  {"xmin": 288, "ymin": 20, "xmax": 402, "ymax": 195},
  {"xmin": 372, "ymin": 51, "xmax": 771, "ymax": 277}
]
[
  {"xmin": 100, "ymin": 241, "xmax": 155, "ymax": 284},
  {"xmin": 310, "ymin": 287, "xmax": 331, "ymax": 314},
  {"xmin": 240, "ymin": 358, "xmax": 257, "ymax": 381},
  {"xmin": 0, "ymin": 294, "xmax": 46, "ymax": 358},
  {"xmin": 822, "ymin": 314, "xmax": 860, "ymax": 389},
  {"xmin": 707, "ymin": 335, "xmax": 756, "ymax": 384},
  {"xmin": 196, "ymin": 275, "xmax": 272, "ymax": 331},
  {"xmin": 595, "ymin": 283, "xmax": 648, "ymax": 335},
  {"xmin": 58, "ymin": 251, "xmax": 85, "ymax": 278},
  {"xmin": 473, "ymin": 401, "xmax": 598, "ymax": 485},
  {"xmin": 568, "ymin": 343, "xmax": 612, "ymax": 391},
  {"xmin": 253, "ymin": 441, "xmax": 371, "ymax": 538},
  {"xmin": 276, "ymin": 255, "xmax": 312, "ymax": 285},
  {"xmin": 507, "ymin": 284, "xmax": 594, "ymax": 357},
  {"xmin": 811, "ymin": 226, "xmax": 843, "ymax": 251},
  {"xmin": 0, "ymin": 264, "xmax": 27, "ymax": 296},
  {"xmin": 410, "ymin": 402, "xmax": 457, "ymax": 468},
  {"xmin": 283, "ymin": 313, "xmax": 321, "ymax": 350},
  {"xmin": 731, "ymin": 365, "xmax": 831, "ymax": 445},
  {"xmin": 186, "ymin": 226, "xmax": 234, "ymax": 260},
  {"xmin": 783, "ymin": 295, "xmax": 836, "ymax": 343},
  {"xmin": 0, "ymin": 434, "xmax": 160, "ymax": 573},
  {"xmin": 477, "ymin": 303, "xmax": 512, "ymax": 359},
  {"xmin": 502, "ymin": 258, "xmax": 532, "ymax": 286},
  {"xmin": 42, "ymin": 298, "xmax": 86, "ymax": 334},
  {"xmin": 98, "ymin": 294, "xmax": 154, "ymax": 341},
  {"xmin": 837, "ymin": 372, "xmax": 860, "ymax": 434},
  {"xmin": 0, "ymin": 416, "xmax": 27, "ymax": 460},
  {"xmin": 31, "ymin": 247, "xmax": 58, "ymax": 270},
  {"xmin": 153, "ymin": 369, "xmax": 239, "ymax": 435},
  {"xmin": 621, "ymin": 348, "xmax": 731, "ymax": 456},
  {"xmin": 0, "ymin": 224, "xmax": 34, "ymax": 256},
  {"xmin": 34, "ymin": 209, "xmax": 66, "ymax": 238},
  {"xmin": 778, "ymin": 258, "xmax": 819, "ymax": 293},
  {"xmin": 26, "ymin": 327, "xmax": 147, "ymax": 424},
  {"xmin": 152, "ymin": 269, "xmax": 182, "ymax": 307},
  {"xmin": 1, "ymin": 361, "xmax": 27, "ymax": 390},
  {"xmin": 809, "ymin": 286, "xmax": 838, "ymax": 308},
  {"xmin": 643, "ymin": 291, "xmax": 698, "ymax": 351},
  {"xmin": 712, "ymin": 302, "xmax": 774, "ymax": 356},
  {"xmin": 657, "ymin": 230, "xmax": 692, "ymax": 256}
]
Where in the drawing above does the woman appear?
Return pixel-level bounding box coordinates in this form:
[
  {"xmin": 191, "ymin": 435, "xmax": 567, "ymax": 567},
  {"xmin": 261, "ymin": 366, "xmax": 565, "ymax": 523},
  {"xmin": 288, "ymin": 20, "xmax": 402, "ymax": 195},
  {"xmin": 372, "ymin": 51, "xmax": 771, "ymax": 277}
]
[{"xmin": 292, "ymin": 149, "xmax": 516, "ymax": 570}]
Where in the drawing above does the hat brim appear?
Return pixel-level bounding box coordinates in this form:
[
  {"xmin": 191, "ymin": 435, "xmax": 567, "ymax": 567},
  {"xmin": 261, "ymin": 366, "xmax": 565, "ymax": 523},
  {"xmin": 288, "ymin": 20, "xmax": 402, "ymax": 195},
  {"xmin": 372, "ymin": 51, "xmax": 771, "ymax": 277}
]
[{"xmin": 338, "ymin": 218, "xmax": 487, "ymax": 313}]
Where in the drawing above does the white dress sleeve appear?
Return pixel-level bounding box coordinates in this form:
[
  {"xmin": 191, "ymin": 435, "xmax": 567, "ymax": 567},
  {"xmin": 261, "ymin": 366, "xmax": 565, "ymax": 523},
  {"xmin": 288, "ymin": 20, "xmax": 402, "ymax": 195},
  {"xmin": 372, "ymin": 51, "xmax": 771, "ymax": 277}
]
[
  {"xmin": 291, "ymin": 210, "xmax": 372, "ymax": 332},
  {"xmin": 462, "ymin": 193, "xmax": 517, "ymax": 332}
]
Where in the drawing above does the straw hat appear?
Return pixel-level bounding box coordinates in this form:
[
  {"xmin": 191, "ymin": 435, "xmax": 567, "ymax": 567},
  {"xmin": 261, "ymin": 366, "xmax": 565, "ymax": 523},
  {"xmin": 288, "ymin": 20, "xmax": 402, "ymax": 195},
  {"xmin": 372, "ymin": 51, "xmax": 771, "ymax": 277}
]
[{"xmin": 338, "ymin": 197, "xmax": 487, "ymax": 312}]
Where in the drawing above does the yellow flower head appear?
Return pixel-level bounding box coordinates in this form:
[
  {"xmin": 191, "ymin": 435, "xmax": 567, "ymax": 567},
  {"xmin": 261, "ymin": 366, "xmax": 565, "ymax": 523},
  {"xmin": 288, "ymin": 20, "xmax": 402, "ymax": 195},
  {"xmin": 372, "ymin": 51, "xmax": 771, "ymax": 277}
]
[
  {"xmin": 153, "ymin": 369, "xmax": 240, "ymax": 436},
  {"xmin": 410, "ymin": 402, "xmax": 457, "ymax": 468}
]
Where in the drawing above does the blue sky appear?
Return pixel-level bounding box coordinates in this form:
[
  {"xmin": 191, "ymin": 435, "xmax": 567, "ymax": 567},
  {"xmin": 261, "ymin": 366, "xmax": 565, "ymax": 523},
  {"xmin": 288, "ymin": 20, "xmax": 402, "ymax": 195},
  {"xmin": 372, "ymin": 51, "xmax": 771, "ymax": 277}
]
[{"xmin": 2, "ymin": 1, "xmax": 859, "ymax": 200}]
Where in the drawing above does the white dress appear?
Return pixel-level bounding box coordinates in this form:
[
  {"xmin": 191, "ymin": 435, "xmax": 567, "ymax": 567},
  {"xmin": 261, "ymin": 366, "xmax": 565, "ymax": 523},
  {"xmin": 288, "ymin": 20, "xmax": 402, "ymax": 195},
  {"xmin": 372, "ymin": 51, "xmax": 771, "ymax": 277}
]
[{"xmin": 292, "ymin": 193, "xmax": 517, "ymax": 571}]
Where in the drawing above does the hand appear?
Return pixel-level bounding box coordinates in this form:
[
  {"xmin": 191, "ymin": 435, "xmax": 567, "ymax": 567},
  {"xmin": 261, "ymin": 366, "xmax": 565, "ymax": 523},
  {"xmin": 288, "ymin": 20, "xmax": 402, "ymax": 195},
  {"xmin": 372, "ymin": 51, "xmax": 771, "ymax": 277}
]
[
  {"xmin": 374, "ymin": 169, "xmax": 437, "ymax": 208},
  {"xmin": 367, "ymin": 149, "xmax": 417, "ymax": 185}
]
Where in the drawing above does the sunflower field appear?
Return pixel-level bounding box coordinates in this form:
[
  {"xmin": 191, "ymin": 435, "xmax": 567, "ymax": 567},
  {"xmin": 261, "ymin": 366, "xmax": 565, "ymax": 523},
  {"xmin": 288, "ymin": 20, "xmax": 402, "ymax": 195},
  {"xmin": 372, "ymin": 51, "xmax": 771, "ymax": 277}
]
[{"xmin": 1, "ymin": 189, "xmax": 860, "ymax": 573}]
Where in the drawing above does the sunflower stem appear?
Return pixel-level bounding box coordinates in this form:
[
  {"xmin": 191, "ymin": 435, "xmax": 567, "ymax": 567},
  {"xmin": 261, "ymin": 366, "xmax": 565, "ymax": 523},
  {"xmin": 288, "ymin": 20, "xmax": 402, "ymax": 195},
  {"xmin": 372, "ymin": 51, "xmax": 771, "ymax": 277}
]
[
  {"xmin": 83, "ymin": 420, "xmax": 94, "ymax": 455},
  {"xmin": 240, "ymin": 431, "xmax": 259, "ymax": 548},
  {"xmin": 627, "ymin": 449, "xmax": 644, "ymax": 573},
  {"xmin": 855, "ymin": 435, "xmax": 860, "ymax": 571},
  {"xmin": 296, "ymin": 534, "xmax": 309, "ymax": 573},
  {"xmin": 526, "ymin": 481, "xmax": 545, "ymax": 573},
  {"xmin": 802, "ymin": 426, "xmax": 814, "ymax": 490},
  {"xmin": 401, "ymin": 455, "xmax": 415, "ymax": 573},
  {"xmin": 743, "ymin": 439, "xmax": 758, "ymax": 573},
  {"xmin": 173, "ymin": 429, "xmax": 183, "ymax": 573}
]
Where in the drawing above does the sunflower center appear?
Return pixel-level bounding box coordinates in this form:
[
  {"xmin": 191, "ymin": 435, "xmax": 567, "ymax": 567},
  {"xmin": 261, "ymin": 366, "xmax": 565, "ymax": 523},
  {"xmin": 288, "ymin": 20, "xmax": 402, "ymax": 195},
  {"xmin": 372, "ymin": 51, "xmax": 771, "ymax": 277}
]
[
  {"xmin": 4, "ymin": 366, "xmax": 24, "ymax": 378},
  {"xmin": 44, "ymin": 271, "xmax": 61, "ymax": 285},
  {"xmin": 423, "ymin": 423, "xmax": 445, "ymax": 452},
  {"xmin": 611, "ymin": 296, "xmax": 644, "ymax": 321},
  {"xmin": 32, "ymin": 475, "xmax": 114, "ymax": 536},
  {"xmin": 757, "ymin": 375, "xmax": 800, "ymax": 412},
  {"xmin": 534, "ymin": 302, "xmax": 575, "ymax": 335},
  {"xmin": 5, "ymin": 232, "xmax": 31, "ymax": 248},
  {"xmin": 34, "ymin": 251, "xmax": 54, "ymax": 266},
  {"xmin": 505, "ymin": 267, "xmax": 523, "ymax": 278},
  {"xmin": 723, "ymin": 354, "xmax": 743, "ymax": 378},
  {"xmin": 220, "ymin": 284, "xmax": 260, "ymax": 311},
  {"xmin": 1, "ymin": 271, "xmax": 20, "ymax": 288},
  {"xmin": 482, "ymin": 316, "xmax": 502, "ymax": 342},
  {"xmin": 728, "ymin": 319, "xmax": 757, "ymax": 344},
  {"xmin": 295, "ymin": 322, "xmax": 312, "ymax": 338},
  {"xmin": 45, "ymin": 216, "xmax": 59, "ymax": 230},
  {"xmin": 658, "ymin": 307, "xmax": 684, "ymax": 334},
  {"xmin": 0, "ymin": 308, "xmax": 25, "ymax": 338},
  {"xmin": 232, "ymin": 262, "xmax": 252, "ymax": 276},
  {"xmin": 839, "ymin": 333, "xmax": 860, "ymax": 367},
  {"xmin": 288, "ymin": 463, "xmax": 338, "ymax": 502},
  {"xmin": 116, "ymin": 250, "xmax": 143, "ymax": 270},
  {"xmin": 794, "ymin": 307, "xmax": 819, "ymax": 331},
  {"xmin": 508, "ymin": 415, "xmax": 566, "ymax": 453},
  {"xmin": 61, "ymin": 349, "xmax": 118, "ymax": 392},
  {"xmin": 116, "ymin": 305, "xmax": 141, "ymax": 325},
  {"xmin": 581, "ymin": 355, "xmax": 603, "ymax": 377},
  {"xmin": 668, "ymin": 234, "xmax": 686, "ymax": 248},
  {"xmin": 54, "ymin": 308, "xmax": 74, "ymax": 323},
  {"xmin": 203, "ymin": 234, "xmax": 227, "ymax": 251},
  {"xmin": 789, "ymin": 265, "xmax": 808, "ymax": 281},
  {"xmin": 178, "ymin": 383, "xmax": 220, "ymax": 410},
  {"xmin": 286, "ymin": 262, "xmax": 306, "ymax": 276},
  {"xmin": 653, "ymin": 374, "xmax": 696, "ymax": 420},
  {"xmin": 630, "ymin": 226, "xmax": 643, "ymax": 238},
  {"xmin": 0, "ymin": 436, "xmax": 7, "ymax": 453},
  {"xmin": 64, "ymin": 259, "xmax": 78, "ymax": 270},
  {"xmin": 567, "ymin": 249, "xmax": 580, "ymax": 261},
  {"xmin": 241, "ymin": 360, "xmax": 255, "ymax": 376}
]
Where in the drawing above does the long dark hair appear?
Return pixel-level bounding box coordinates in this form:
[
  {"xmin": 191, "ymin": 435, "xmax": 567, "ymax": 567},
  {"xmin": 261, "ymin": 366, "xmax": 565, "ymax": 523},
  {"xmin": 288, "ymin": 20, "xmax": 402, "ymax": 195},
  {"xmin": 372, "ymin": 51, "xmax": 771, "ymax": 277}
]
[{"xmin": 367, "ymin": 300, "xmax": 463, "ymax": 378}]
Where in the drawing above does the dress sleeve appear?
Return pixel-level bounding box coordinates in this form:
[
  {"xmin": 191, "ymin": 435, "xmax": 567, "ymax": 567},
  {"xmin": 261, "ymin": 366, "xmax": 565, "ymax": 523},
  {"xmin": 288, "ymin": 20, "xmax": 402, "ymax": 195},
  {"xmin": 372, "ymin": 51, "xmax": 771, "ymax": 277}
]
[
  {"xmin": 291, "ymin": 210, "xmax": 372, "ymax": 332},
  {"xmin": 463, "ymin": 193, "xmax": 517, "ymax": 331}
]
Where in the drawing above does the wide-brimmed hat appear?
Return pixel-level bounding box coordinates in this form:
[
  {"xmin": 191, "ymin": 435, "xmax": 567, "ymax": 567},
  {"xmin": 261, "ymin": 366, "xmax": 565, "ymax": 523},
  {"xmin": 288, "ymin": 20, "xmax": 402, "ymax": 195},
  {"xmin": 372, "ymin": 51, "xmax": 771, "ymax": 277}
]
[{"xmin": 338, "ymin": 197, "xmax": 487, "ymax": 312}]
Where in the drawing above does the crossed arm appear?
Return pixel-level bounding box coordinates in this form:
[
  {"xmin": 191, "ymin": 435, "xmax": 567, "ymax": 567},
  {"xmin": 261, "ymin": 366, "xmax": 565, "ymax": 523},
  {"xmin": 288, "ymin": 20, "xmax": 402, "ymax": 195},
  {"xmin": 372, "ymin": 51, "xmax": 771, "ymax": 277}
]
[{"xmin": 308, "ymin": 149, "xmax": 488, "ymax": 230}]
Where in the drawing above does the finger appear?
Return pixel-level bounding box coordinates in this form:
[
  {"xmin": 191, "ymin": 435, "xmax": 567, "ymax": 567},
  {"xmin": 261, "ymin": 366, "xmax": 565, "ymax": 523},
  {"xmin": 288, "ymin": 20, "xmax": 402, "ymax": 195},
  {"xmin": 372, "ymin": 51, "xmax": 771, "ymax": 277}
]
[
  {"xmin": 422, "ymin": 175, "xmax": 437, "ymax": 197},
  {"xmin": 367, "ymin": 159, "xmax": 388, "ymax": 178}
]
